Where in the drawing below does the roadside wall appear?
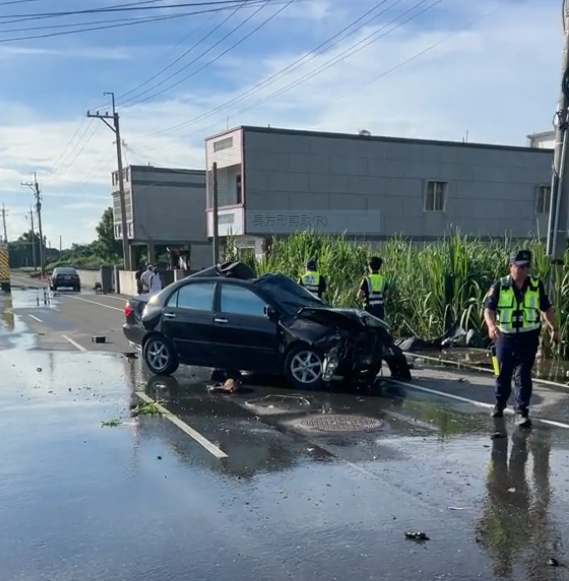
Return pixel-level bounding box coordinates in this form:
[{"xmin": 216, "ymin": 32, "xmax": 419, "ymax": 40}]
[{"xmin": 76, "ymin": 270, "xmax": 101, "ymax": 289}]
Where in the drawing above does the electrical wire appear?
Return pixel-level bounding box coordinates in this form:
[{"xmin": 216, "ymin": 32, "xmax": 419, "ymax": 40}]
[
  {"xmin": 121, "ymin": 0, "xmax": 294, "ymax": 108},
  {"xmin": 41, "ymin": 118, "xmax": 90, "ymax": 181},
  {"xmin": 117, "ymin": 0, "xmax": 254, "ymax": 106},
  {"xmin": 144, "ymin": 0, "xmax": 441, "ymax": 142},
  {"xmin": 44, "ymin": 123, "xmax": 101, "ymax": 184},
  {"xmin": 0, "ymin": 3, "xmax": 275, "ymax": 42},
  {"xmin": 112, "ymin": 9, "xmax": 220, "ymax": 104},
  {"xmin": 136, "ymin": 0, "xmax": 402, "ymax": 138},
  {"xmin": 0, "ymin": 0, "xmax": 273, "ymax": 22},
  {"xmin": 332, "ymin": 5, "xmax": 500, "ymax": 106},
  {"xmin": 0, "ymin": 0, "xmax": 43, "ymax": 5}
]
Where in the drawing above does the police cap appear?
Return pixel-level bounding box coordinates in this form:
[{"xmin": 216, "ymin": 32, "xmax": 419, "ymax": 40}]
[
  {"xmin": 306, "ymin": 259, "xmax": 317, "ymax": 270},
  {"xmin": 510, "ymin": 249, "xmax": 532, "ymax": 266}
]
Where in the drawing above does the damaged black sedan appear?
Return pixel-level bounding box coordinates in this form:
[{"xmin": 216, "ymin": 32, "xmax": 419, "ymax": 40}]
[{"xmin": 123, "ymin": 261, "xmax": 411, "ymax": 389}]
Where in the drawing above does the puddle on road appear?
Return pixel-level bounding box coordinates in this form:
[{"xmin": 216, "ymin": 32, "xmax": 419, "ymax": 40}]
[{"xmin": 2, "ymin": 346, "xmax": 569, "ymax": 581}]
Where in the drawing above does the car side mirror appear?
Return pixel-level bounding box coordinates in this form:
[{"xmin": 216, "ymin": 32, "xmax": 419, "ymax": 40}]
[{"xmin": 264, "ymin": 305, "xmax": 278, "ymax": 320}]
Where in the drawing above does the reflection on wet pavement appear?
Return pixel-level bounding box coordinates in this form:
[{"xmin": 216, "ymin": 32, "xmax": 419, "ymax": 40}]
[{"xmin": 2, "ymin": 314, "xmax": 569, "ymax": 579}]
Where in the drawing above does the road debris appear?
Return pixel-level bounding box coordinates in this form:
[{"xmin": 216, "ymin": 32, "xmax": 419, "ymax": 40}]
[
  {"xmin": 405, "ymin": 531, "xmax": 430, "ymax": 541},
  {"xmin": 131, "ymin": 401, "xmax": 162, "ymax": 417},
  {"xmin": 101, "ymin": 418, "xmax": 121, "ymax": 427},
  {"xmin": 207, "ymin": 378, "xmax": 242, "ymax": 394}
]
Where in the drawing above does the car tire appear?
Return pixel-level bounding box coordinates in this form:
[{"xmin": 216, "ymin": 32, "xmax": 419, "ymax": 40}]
[
  {"xmin": 284, "ymin": 344, "xmax": 324, "ymax": 390},
  {"xmin": 52, "ymin": 285, "xmax": 57, "ymax": 291},
  {"xmin": 76, "ymin": 285, "xmax": 81, "ymax": 292},
  {"xmin": 143, "ymin": 334, "xmax": 179, "ymax": 376}
]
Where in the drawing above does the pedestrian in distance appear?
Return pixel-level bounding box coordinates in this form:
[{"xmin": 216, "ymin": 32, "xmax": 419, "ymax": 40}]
[
  {"xmin": 149, "ymin": 266, "xmax": 163, "ymax": 294},
  {"xmin": 299, "ymin": 259, "xmax": 327, "ymax": 300},
  {"xmin": 141, "ymin": 264, "xmax": 154, "ymax": 294},
  {"xmin": 483, "ymin": 250, "xmax": 559, "ymax": 428},
  {"xmin": 135, "ymin": 264, "xmax": 144, "ymax": 295},
  {"xmin": 358, "ymin": 256, "xmax": 388, "ymax": 321}
]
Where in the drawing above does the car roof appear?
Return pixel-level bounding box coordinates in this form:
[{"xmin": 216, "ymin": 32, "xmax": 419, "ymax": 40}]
[{"xmin": 53, "ymin": 266, "xmax": 77, "ymax": 273}]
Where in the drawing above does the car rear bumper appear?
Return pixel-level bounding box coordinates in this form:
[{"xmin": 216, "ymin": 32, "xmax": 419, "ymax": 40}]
[
  {"xmin": 53, "ymin": 278, "xmax": 80, "ymax": 287},
  {"xmin": 122, "ymin": 323, "xmax": 145, "ymax": 346}
]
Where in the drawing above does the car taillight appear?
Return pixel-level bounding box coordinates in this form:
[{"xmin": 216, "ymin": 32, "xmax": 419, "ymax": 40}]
[{"xmin": 125, "ymin": 304, "xmax": 134, "ymax": 318}]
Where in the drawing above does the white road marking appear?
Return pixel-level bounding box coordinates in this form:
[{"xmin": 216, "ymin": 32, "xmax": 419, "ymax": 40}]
[
  {"xmin": 405, "ymin": 351, "xmax": 567, "ymax": 390},
  {"xmin": 134, "ymin": 391, "xmax": 228, "ymax": 459},
  {"xmin": 61, "ymin": 334, "xmax": 87, "ymax": 352},
  {"xmin": 28, "ymin": 314, "xmax": 43, "ymax": 323},
  {"xmin": 63, "ymin": 294, "xmax": 124, "ymax": 312},
  {"xmin": 389, "ymin": 378, "xmax": 569, "ymax": 430}
]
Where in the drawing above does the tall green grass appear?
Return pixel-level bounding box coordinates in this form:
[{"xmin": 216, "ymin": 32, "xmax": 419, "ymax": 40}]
[{"xmin": 224, "ymin": 231, "xmax": 569, "ymax": 357}]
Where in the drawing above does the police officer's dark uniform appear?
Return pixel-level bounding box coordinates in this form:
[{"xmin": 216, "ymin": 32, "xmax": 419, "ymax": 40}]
[
  {"xmin": 484, "ymin": 250, "xmax": 558, "ymax": 428},
  {"xmin": 359, "ymin": 256, "xmax": 387, "ymax": 320},
  {"xmin": 299, "ymin": 260, "xmax": 327, "ymax": 300}
]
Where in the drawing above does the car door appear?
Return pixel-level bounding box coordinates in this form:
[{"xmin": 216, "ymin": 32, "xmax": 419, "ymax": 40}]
[
  {"xmin": 160, "ymin": 281, "xmax": 218, "ymax": 367},
  {"xmin": 213, "ymin": 282, "xmax": 281, "ymax": 373}
]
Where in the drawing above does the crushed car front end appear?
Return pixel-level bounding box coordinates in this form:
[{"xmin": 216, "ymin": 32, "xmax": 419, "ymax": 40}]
[{"xmin": 286, "ymin": 307, "xmax": 411, "ymax": 384}]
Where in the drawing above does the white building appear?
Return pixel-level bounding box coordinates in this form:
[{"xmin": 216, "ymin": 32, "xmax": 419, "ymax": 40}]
[{"xmin": 527, "ymin": 130, "xmax": 555, "ymax": 149}]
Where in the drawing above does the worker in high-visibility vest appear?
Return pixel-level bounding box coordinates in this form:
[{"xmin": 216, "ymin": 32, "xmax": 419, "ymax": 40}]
[
  {"xmin": 299, "ymin": 259, "xmax": 326, "ymax": 300},
  {"xmin": 358, "ymin": 256, "xmax": 387, "ymax": 321},
  {"xmin": 484, "ymin": 250, "xmax": 558, "ymax": 428}
]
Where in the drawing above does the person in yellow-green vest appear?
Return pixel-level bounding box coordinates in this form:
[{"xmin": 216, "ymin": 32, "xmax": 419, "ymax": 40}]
[
  {"xmin": 358, "ymin": 256, "xmax": 388, "ymax": 321},
  {"xmin": 299, "ymin": 259, "xmax": 327, "ymax": 299},
  {"xmin": 484, "ymin": 250, "xmax": 558, "ymax": 428}
]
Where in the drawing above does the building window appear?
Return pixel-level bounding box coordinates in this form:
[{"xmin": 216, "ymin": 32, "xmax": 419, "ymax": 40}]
[
  {"xmin": 218, "ymin": 213, "xmax": 235, "ymax": 225},
  {"xmin": 236, "ymin": 174, "xmax": 242, "ymax": 204},
  {"xmin": 213, "ymin": 137, "xmax": 233, "ymax": 152},
  {"xmin": 535, "ymin": 185, "xmax": 551, "ymax": 214},
  {"xmin": 424, "ymin": 181, "xmax": 447, "ymax": 212}
]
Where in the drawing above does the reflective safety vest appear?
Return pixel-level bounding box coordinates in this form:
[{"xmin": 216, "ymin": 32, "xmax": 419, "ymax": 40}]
[
  {"xmin": 302, "ymin": 271, "xmax": 321, "ymax": 295},
  {"xmin": 496, "ymin": 276, "xmax": 541, "ymax": 334},
  {"xmin": 366, "ymin": 273, "xmax": 386, "ymax": 306}
]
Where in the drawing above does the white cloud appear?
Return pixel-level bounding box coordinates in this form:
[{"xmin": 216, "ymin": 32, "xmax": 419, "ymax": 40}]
[
  {"xmin": 0, "ymin": 46, "xmax": 133, "ymax": 60},
  {"xmin": 0, "ymin": 0, "xmax": 562, "ymax": 246}
]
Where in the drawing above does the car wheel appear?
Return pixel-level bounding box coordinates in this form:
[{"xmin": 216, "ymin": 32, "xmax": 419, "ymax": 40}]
[
  {"xmin": 284, "ymin": 344, "xmax": 324, "ymax": 390},
  {"xmin": 143, "ymin": 335, "xmax": 179, "ymax": 376},
  {"xmin": 76, "ymin": 285, "xmax": 81, "ymax": 292}
]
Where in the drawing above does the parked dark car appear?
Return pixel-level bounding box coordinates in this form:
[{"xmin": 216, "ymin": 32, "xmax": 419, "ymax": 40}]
[
  {"xmin": 49, "ymin": 267, "xmax": 81, "ymax": 292},
  {"xmin": 122, "ymin": 262, "xmax": 411, "ymax": 389}
]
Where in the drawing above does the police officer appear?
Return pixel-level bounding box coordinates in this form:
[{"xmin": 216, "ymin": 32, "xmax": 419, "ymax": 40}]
[
  {"xmin": 484, "ymin": 250, "xmax": 559, "ymax": 428},
  {"xmin": 358, "ymin": 256, "xmax": 388, "ymax": 320},
  {"xmin": 299, "ymin": 259, "xmax": 327, "ymax": 299}
]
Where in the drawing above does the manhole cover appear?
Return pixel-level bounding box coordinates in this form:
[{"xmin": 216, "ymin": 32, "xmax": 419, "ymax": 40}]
[{"xmin": 297, "ymin": 414, "xmax": 382, "ymax": 433}]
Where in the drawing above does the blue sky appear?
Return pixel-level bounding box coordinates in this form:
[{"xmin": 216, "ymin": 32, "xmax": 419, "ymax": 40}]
[{"xmin": 0, "ymin": 0, "xmax": 563, "ymax": 245}]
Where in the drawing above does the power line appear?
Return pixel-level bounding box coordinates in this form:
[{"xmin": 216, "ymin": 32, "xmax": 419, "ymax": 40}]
[
  {"xmin": 0, "ymin": 1, "xmax": 289, "ymax": 41},
  {"xmin": 143, "ymin": 0, "xmax": 441, "ymax": 142},
  {"xmin": 117, "ymin": 0, "xmax": 255, "ymax": 106},
  {"xmin": 137, "ymin": 0, "xmax": 402, "ymax": 139},
  {"xmin": 0, "ymin": 0, "xmax": 273, "ymax": 21},
  {"xmin": 108, "ymin": 9, "xmax": 219, "ymax": 104},
  {"xmin": 121, "ymin": 0, "xmax": 294, "ymax": 108},
  {"xmin": 41, "ymin": 118, "xmax": 90, "ymax": 181}
]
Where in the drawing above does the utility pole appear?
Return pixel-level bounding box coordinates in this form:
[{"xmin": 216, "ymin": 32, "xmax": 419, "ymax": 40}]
[
  {"xmin": 28, "ymin": 208, "xmax": 37, "ymax": 271},
  {"xmin": 87, "ymin": 91, "xmax": 131, "ymax": 270},
  {"xmin": 212, "ymin": 162, "xmax": 219, "ymax": 265},
  {"xmin": 22, "ymin": 173, "xmax": 45, "ymax": 277},
  {"xmin": 59, "ymin": 235, "xmax": 62, "ymax": 253},
  {"xmin": 546, "ymin": 4, "xmax": 569, "ymax": 293},
  {"xmin": 1, "ymin": 203, "xmax": 7, "ymax": 242}
]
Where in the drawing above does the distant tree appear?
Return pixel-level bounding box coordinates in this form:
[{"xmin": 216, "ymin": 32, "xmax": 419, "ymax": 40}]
[{"xmin": 94, "ymin": 207, "xmax": 122, "ymax": 262}]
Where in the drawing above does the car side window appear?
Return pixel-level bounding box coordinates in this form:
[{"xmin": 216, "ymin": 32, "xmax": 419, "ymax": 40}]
[
  {"xmin": 220, "ymin": 284, "xmax": 267, "ymax": 317},
  {"xmin": 167, "ymin": 282, "xmax": 216, "ymax": 311}
]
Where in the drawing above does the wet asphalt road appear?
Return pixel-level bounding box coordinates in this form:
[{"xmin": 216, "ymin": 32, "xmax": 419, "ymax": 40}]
[{"xmin": 2, "ymin": 287, "xmax": 569, "ymax": 581}]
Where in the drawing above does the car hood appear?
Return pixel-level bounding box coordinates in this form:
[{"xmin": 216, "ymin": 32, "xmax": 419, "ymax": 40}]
[{"xmin": 281, "ymin": 306, "xmax": 388, "ymax": 345}]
